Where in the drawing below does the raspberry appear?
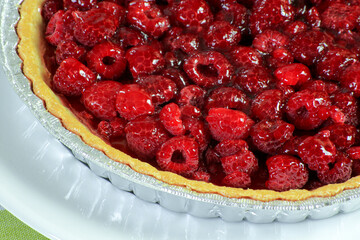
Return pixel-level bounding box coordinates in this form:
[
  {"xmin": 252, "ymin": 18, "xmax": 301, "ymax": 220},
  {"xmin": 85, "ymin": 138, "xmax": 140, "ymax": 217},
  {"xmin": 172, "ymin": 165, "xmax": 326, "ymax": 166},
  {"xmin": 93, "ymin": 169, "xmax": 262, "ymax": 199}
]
[
  {"xmin": 98, "ymin": 1, "xmax": 126, "ymax": 25},
  {"xmin": 182, "ymin": 118, "xmax": 210, "ymax": 153},
  {"xmin": 266, "ymin": 155, "xmax": 309, "ymax": 191},
  {"xmin": 52, "ymin": 58, "xmax": 96, "ymax": 96},
  {"xmin": 220, "ymin": 148, "xmax": 258, "ymax": 175},
  {"xmin": 72, "ymin": 8, "xmax": 119, "ymax": 47},
  {"xmin": 214, "ymin": 139, "xmax": 249, "ymax": 157},
  {"xmin": 160, "ymin": 68, "xmax": 189, "ymax": 90},
  {"xmin": 127, "ymin": 0, "xmax": 170, "ymax": 38},
  {"xmin": 316, "ymin": 46, "xmax": 358, "ymax": 81},
  {"xmin": 177, "ymin": 85, "xmax": 206, "ymax": 109},
  {"xmin": 340, "ymin": 63, "xmax": 360, "ymax": 96},
  {"xmin": 283, "ymin": 21, "xmax": 307, "ymax": 36},
  {"xmin": 180, "ymin": 105, "xmax": 201, "ymax": 118},
  {"xmin": 156, "ymin": 136, "xmax": 199, "ymax": 175},
  {"xmin": 125, "ymin": 116, "xmax": 170, "ymax": 159},
  {"xmin": 278, "ymin": 135, "xmax": 308, "ymax": 156},
  {"xmin": 250, "ymin": 119, "xmax": 294, "ymax": 154},
  {"xmin": 191, "ymin": 170, "xmax": 211, "ymax": 182},
  {"xmin": 346, "ymin": 146, "xmax": 360, "ymax": 175},
  {"xmin": 249, "ymin": 0, "xmax": 295, "ymax": 35},
  {"xmin": 298, "ymin": 130, "xmax": 337, "ymax": 172},
  {"xmin": 205, "ymin": 87, "xmax": 250, "ymax": 113},
  {"xmin": 289, "ymin": 29, "xmax": 333, "ymax": 66},
  {"xmin": 234, "ymin": 65, "xmax": 273, "ymax": 94},
  {"xmin": 86, "ymin": 41, "xmax": 126, "ymax": 80},
  {"xmin": 331, "ymin": 92, "xmax": 359, "ymax": 126},
  {"xmin": 45, "ymin": 10, "xmax": 74, "ymax": 46},
  {"xmin": 203, "ymin": 21, "xmax": 241, "ymax": 50},
  {"xmin": 171, "ymin": 33, "xmax": 200, "ymax": 54},
  {"xmin": 183, "ymin": 51, "xmax": 234, "ymax": 89},
  {"xmin": 126, "ymin": 45, "xmax": 165, "ymax": 77},
  {"xmin": 317, "ymin": 153, "xmax": 352, "ymax": 184},
  {"xmin": 321, "ymin": 123, "xmax": 356, "ymax": 150},
  {"xmin": 222, "ymin": 171, "xmax": 251, "ymax": 188},
  {"xmin": 301, "ymin": 80, "xmax": 338, "ymax": 95},
  {"xmin": 252, "ymin": 30, "xmax": 290, "ymax": 54},
  {"xmin": 265, "ymin": 48, "xmax": 294, "ymax": 70},
  {"xmin": 63, "ymin": 0, "xmax": 96, "ymax": 11},
  {"xmin": 160, "ymin": 103, "xmax": 185, "ymax": 136},
  {"xmin": 274, "ymin": 63, "xmax": 311, "ymax": 86},
  {"xmin": 41, "ymin": 0, "xmax": 63, "ymax": 22},
  {"xmin": 215, "ymin": 2, "xmax": 249, "ymax": 35},
  {"xmin": 115, "ymin": 84, "xmax": 155, "ymax": 120},
  {"xmin": 81, "ymin": 80, "xmax": 123, "ymax": 120},
  {"xmin": 321, "ymin": 3, "xmax": 360, "ymax": 32},
  {"xmin": 112, "ymin": 27, "xmax": 147, "ymax": 49},
  {"xmin": 55, "ymin": 40, "xmax": 86, "ymax": 65},
  {"xmin": 251, "ymin": 89, "xmax": 285, "ymax": 120},
  {"xmin": 206, "ymin": 108, "xmax": 254, "ymax": 142},
  {"xmin": 230, "ymin": 46, "xmax": 263, "ymax": 68},
  {"xmin": 306, "ymin": 7, "xmax": 321, "ymax": 29},
  {"xmin": 97, "ymin": 117, "xmax": 127, "ymax": 139}
]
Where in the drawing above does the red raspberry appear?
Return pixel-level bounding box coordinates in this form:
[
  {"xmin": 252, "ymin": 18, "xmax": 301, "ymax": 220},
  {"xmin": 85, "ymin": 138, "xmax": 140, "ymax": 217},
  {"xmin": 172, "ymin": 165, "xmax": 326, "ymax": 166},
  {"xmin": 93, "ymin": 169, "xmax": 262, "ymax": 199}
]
[
  {"xmin": 126, "ymin": 45, "xmax": 165, "ymax": 78},
  {"xmin": 274, "ymin": 63, "xmax": 311, "ymax": 86},
  {"xmin": 331, "ymin": 92, "xmax": 359, "ymax": 126},
  {"xmin": 97, "ymin": 117, "xmax": 127, "ymax": 139},
  {"xmin": 222, "ymin": 171, "xmax": 251, "ymax": 188},
  {"xmin": 205, "ymin": 87, "xmax": 250, "ymax": 113},
  {"xmin": 251, "ymin": 89, "xmax": 285, "ymax": 120},
  {"xmin": 127, "ymin": 0, "xmax": 170, "ymax": 38},
  {"xmin": 160, "ymin": 103, "xmax": 185, "ymax": 136},
  {"xmin": 203, "ymin": 21, "xmax": 241, "ymax": 50},
  {"xmin": 306, "ymin": 7, "xmax": 321, "ymax": 29},
  {"xmin": 160, "ymin": 68, "xmax": 189, "ymax": 90},
  {"xmin": 215, "ymin": 2, "xmax": 249, "ymax": 36},
  {"xmin": 45, "ymin": 10, "xmax": 74, "ymax": 46},
  {"xmin": 115, "ymin": 84, "xmax": 154, "ymax": 120},
  {"xmin": 230, "ymin": 46, "xmax": 263, "ymax": 68},
  {"xmin": 125, "ymin": 116, "xmax": 170, "ymax": 159},
  {"xmin": 52, "ymin": 58, "xmax": 96, "ymax": 96},
  {"xmin": 206, "ymin": 108, "xmax": 254, "ymax": 142},
  {"xmin": 191, "ymin": 169, "xmax": 211, "ymax": 182},
  {"xmin": 316, "ymin": 46, "xmax": 358, "ymax": 81},
  {"xmin": 183, "ymin": 51, "xmax": 234, "ymax": 89},
  {"xmin": 321, "ymin": 3, "xmax": 360, "ymax": 32},
  {"xmin": 72, "ymin": 8, "xmax": 119, "ymax": 47},
  {"xmin": 156, "ymin": 136, "xmax": 199, "ymax": 175},
  {"xmin": 340, "ymin": 63, "xmax": 360, "ymax": 96},
  {"xmin": 317, "ymin": 153, "xmax": 352, "ymax": 184},
  {"xmin": 171, "ymin": 33, "xmax": 200, "ymax": 54},
  {"xmin": 278, "ymin": 135, "xmax": 308, "ymax": 156},
  {"xmin": 111, "ymin": 27, "xmax": 147, "ymax": 49},
  {"xmin": 234, "ymin": 65, "xmax": 273, "ymax": 94},
  {"xmin": 180, "ymin": 105, "xmax": 201, "ymax": 119},
  {"xmin": 214, "ymin": 139, "xmax": 249, "ymax": 157},
  {"xmin": 177, "ymin": 85, "xmax": 206, "ymax": 109},
  {"xmin": 283, "ymin": 21, "xmax": 308, "ymax": 36},
  {"xmin": 81, "ymin": 80, "xmax": 123, "ymax": 120},
  {"xmin": 298, "ymin": 130, "xmax": 337, "ymax": 172},
  {"xmin": 252, "ymin": 30, "xmax": 290, "ymax": 54},
  {"xmin": 266, "ymin": 155, "xmax": 309, "ymax": 191},
  {"xmin": 250, "ymin": 119, "xmax": 294, "ymax": 154},
  {"xmin": 63, "ymin": 0, "xmax": 96, "ymax": 11},
  {"xmin": 98, "ymin": 1, "xmax": 126, "ymax": 25},
  {"xmin": 86, "ymin": 41, "xmax": 126, "ymax": 80},
  {"xmin": 289, "ymin": 29, "xmax": 333, "ymax": 66},
  {"xmin": 135, "ymin": 75, "xmax": 177, "ymax": 106},
  {"xmin": 220, "ymin": 148, "xmax": 258, "ymax": 175},
  {"xmin": 346, "ymin": 146, "xmax": 360, "ymax": 175},
  {"xmin": 266, "ymin": 48, "xmax": 294, "ymax": 70},
  {"xmin": 321, "ymin": 123, "xmax": 356, "ymax": 150},
  {"xmin": 301, "ymin": 80, "xmax": 339, "ymax": 95},
  {"xmin": 173, "ymin": 0, "xmax": 213, "ymax": 31},
  {"xmin": 41, "ymin": 0, "xmax": 63, "ymax": 22},
  {"xmin": 182, "ymin": 118, "xmax": 210, "ymax": 153},
  {"xmin": 55, "ymin": 40, "xmax": 86, "ymax": 65},
  {"xmin": 249, "ymin": 0, "xmax": 295, "ymax": 36}
]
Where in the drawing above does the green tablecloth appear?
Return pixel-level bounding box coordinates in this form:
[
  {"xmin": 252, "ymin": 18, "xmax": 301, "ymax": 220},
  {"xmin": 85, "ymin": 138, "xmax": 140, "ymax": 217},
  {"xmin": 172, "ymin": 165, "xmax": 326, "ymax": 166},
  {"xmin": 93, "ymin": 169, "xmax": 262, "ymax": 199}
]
[{"xmin": 0, "ymin": 208, "xmax": 48, "ymax": 240}]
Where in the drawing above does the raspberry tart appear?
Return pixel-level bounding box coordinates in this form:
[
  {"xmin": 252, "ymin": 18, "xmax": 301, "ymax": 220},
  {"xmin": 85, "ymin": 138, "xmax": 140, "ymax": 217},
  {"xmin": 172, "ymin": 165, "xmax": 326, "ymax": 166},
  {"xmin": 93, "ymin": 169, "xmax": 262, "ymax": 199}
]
[{"xmin": 16, "ymin": 0, "xmax": 360, "ymax": 203}]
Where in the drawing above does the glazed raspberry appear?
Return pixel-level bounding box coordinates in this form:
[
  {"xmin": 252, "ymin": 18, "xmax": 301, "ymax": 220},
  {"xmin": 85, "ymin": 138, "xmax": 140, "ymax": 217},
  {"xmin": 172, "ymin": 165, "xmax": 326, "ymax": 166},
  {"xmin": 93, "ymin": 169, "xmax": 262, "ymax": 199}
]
[
  {"xmin": 203, "ymin": 21, "xmax": 241, "ymax": 50},
  {"xmin": 234, "ymin": 65, "xmax": 273, "ymax": 94},
  {"xmin": 266, "ymin": 155, "xmax": 309, "ymax": 191},
  {"xmin": 42, "ymin": 0, "xmax": 63, "ymax": 22},
  {"xmin": 180, "ymin": 105, "xmax": 201, "ymax": 118},
  {"xmin": 214, "ymin": 139, "xmax": 249, "ymax": 157},
  {"xmin": 283, "ymin": 21, "xmax": 307, "ymax": 36},
  {"xmin": 126, "ymin": 116, "xmax": 170, "ymax": 159},
  {"xmin": 63, "ymin": 0, "xmax": 96, "ymax": 11},
  {"xmin": 177, "ymin": 85, "xmax": 206, "ymax": 109},
  {"xmin": 52, "ymin": 58, "xmax": 96, "ymax": 96},
  {"xmin": 251, "ymin": 89, "xmax": 284, "ymax": 120},
  {"xmin": 316, "ymin": 47, "xmax": 358, "ymax": 81},
  {"xmin": 160, "ymin": 103, "xmax": 184, "ymax": 136},
  {"xmin": 252, "ymin": 30, "xmax": 290, "ymax": 54},
  {"xmin": 86, "ymin": 41, "xmax": 126, "ymax": 80},
  {"xmin": 164, "ymin": 29, "xmax": 200, "ymax": 54},
  {"xmin": 206, "ymin": 108, "xmax": 254, "ymax": 142},
  {"xmin": 331, "ymin": 92, "xmax": 359, "ymax": 126},
  {"xmin": 289, "ymin": 29, "xmax": 333, "ymax": 66},
  {"xmin": 250, "ymin": 119, "xmax": 294, "ymax": 154},
  {"xmin": 305, "ymin": 7, "xmax": 321, "ymax": 29},
  {"xmin": 126, "ymin": 45, "xmax": 165, "ymax": 77},
  {"xmin": 301, "ymin": 80, "xmax": 339, "ymax": 95},
  {"xmin": 182, "ymin": 118, "xmax": 210, "ymax": 153},
  {"xmin": 136, "ymin": 75, "xmax": 177, "ymax": 106},
  {"xmin": 72, "ymin": 8, "xmax": 119, "ymax": 47},
  {"xmin": 191, "ymin": 169, "xmax": 211, "ymax": 182},
  {"xmin": 127, "ymin": 0, "xmax": 170, "ymax": 38},
  {"xmin": 98, "ymin": 1, "xmax": 126, "ymax": 25},
  {"xmin": 183, "ymin": 51, "xmax": 234, "ymax": 89},
  {"xmin": 317, "ymin": 153, "xmax": 352, "ymax": 184},
  {"xmin": 278, "ymin": 135, "xmax": 308, "ymax": 156},
  {"xmin": 205, "ymin": 87, "xmax": 250, "ymax": 113},
  {"xmin": 55, "ymin": 40, "xmax": 86, "ymax": 65},
  {"xmin": 321, "ymin": 3, "xmax": 360, "ymax": 32},
  {"xmin": 156, "ymin": 136, "xmax": 199, "ymax": 175},
  {"xmin": 220, "ymin": 148, "xmax": 258, "ymax": 175},
  {"xmin": 215, "ymin": 2, "xmax": 249, "ymax": 35},
  {"xmin": 230, "ymin": 46, "xmax": 263, "ymax": 67},
  {"xmin": 340, "ymin": 63, "xmax": 360, "ymax": 96},
  {"xmin": 249, "ymin": 0, "xmax": 295, "ymax": 35},
  {"xmin": 274, "ymin": 63, "xmax": 311, "ymax": 86},
  {"xmin": 112, "ymin": 27, "xmax": 147, "ymax": 49},
  {"xmin": 266, "ymin": 48, "xmax": 294, "ymax": 69},
  {"xmin": 81, "ymin": 80, "xmax": 123, "ymax": 120},
  {"xmin": 321, "ymin": 123, "xmax": 356, "ymax": 150},
  {"xmin": 346, "ymin": 146, "xmax": 360, "ymax": 175},
  {"xmin": 115, "ymin": 84, "xmax": 154, "ymax": 120},
  {"xmin": 160, "ymin": 68, "xmax": 189, "ymax": 90},
  {"xmin": 222, "ymin": 171, "xmax": 251, "ymax": 188},
  {"xmin": 45, "ymin": 10, "xmax": 74, "ymax": 46},
  {"xmin": 298, "ymin": 130, "xmax": 337, "ymax": 172},
  {"xmin": 173, "ymin": 0, "xmax": 213, "ymax": 31},
  {"xmin": 97, "ymin": 117, "xmax": 127, "ymax": 139}
]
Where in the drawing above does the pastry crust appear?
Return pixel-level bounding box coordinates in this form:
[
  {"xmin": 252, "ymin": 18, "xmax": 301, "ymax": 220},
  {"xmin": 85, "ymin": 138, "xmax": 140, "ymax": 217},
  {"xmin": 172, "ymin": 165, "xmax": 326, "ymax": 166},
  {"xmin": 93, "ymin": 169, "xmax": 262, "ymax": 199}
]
[{"xmin": 16, "ymin": 0, "xmax": 360, "ymax": 202}]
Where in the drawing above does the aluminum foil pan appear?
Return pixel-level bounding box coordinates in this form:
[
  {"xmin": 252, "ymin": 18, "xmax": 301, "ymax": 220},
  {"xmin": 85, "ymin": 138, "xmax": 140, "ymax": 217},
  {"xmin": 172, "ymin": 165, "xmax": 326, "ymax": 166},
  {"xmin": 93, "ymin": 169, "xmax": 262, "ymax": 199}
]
[{"xmin": 2, "ymin": 0, "xmax": 360, "ymax": 223}]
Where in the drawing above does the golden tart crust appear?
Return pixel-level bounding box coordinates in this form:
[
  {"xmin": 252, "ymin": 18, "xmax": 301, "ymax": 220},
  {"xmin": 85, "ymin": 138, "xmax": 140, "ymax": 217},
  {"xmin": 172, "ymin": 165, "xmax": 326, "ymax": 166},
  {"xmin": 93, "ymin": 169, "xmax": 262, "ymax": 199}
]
[{"xmin": 16, "ymin": 0, "xmax": 360, "ymax": 202}]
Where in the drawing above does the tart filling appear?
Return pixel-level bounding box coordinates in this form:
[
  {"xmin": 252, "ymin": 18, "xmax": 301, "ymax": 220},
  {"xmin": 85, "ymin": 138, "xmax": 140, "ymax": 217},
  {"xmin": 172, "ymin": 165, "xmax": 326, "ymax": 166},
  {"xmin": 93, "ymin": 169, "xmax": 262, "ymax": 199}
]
[{"xmin": 17, "ymin": 0, "xmax": 360, "ymax": 201}]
